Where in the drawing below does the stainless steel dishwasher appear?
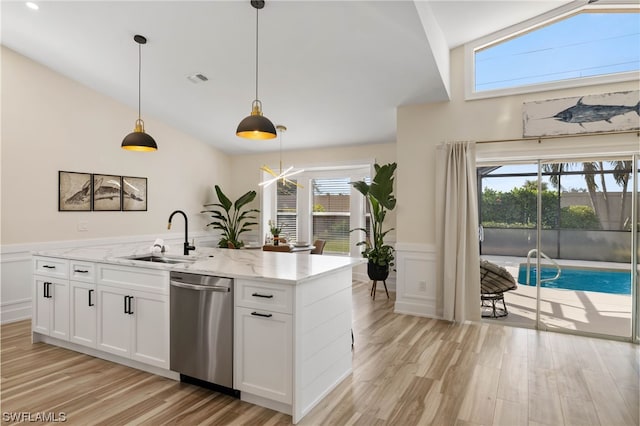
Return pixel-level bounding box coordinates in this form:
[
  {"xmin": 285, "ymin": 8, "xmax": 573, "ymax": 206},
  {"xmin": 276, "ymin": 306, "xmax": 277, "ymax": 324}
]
[{"xmin": 170, "ymin": 271, "xmax": 234, "ymax": 390}]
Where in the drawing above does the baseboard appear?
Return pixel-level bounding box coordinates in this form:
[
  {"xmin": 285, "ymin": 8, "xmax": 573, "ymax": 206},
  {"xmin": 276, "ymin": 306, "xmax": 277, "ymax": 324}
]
[
  {"xmin": 394, "ymin": 300, "xmax": 440, "ymax": 319},
  {"xmin": 0, "ymin": 299, "xmax": 31, "ymax": 324}
]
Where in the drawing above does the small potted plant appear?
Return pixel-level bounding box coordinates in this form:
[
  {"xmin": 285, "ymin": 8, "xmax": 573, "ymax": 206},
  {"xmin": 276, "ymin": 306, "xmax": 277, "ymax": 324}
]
[
  {"xmin": 350, "ymin": 162, "xmax": 397, "ymax": 281},
  {"xmin": 268, "ymin": 220, "xmax": 282, "ymax": 246}
]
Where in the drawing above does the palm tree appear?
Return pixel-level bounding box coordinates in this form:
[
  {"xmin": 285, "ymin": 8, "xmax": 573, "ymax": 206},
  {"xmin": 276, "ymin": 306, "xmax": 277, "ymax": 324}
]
[{"xmin": 542, "ymin": 161, "xmax": 632, "ymax": 230}]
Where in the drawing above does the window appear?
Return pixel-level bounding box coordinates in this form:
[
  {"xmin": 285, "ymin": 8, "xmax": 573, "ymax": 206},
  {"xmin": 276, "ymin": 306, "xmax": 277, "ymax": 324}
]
[
  {"xmin": 276, "ymin": 180, "xmax": 297, "ymax": 241},
  {"xmin": 312, "ymin": 178, "xmax": 351, "ymax": 255},
  {"xmin": 263, "ymin": 165, "xmax": 370, "ymax": 256},
  {"xmin": 466, "ymin": 3, "xmax": 640, "ymax": 99}
]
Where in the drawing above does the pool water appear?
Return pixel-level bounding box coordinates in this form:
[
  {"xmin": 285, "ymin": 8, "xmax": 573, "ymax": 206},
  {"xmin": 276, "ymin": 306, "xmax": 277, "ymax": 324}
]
[{"xmin": 517, "ymin": 265, "xmax": 631, "ymax": 295}]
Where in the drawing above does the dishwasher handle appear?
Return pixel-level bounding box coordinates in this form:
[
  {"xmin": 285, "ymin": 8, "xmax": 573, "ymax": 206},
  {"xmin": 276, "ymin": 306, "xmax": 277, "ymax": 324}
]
[{"xmin": 170, "ymin": 280, "xmax": 230, "ymax": 292}]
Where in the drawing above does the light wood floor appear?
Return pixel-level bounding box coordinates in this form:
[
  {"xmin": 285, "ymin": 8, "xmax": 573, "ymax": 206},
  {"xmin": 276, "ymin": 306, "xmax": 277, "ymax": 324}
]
[{"xmin": 1, "ymin": 281, "xmax": 638, "ymax": 425}]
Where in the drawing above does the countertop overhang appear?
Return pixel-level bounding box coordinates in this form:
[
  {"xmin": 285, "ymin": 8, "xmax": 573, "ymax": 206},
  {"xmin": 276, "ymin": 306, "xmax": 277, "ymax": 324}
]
[{"xmin": 33, "ymin": 243, "xmax": 366, "ymax": 285}]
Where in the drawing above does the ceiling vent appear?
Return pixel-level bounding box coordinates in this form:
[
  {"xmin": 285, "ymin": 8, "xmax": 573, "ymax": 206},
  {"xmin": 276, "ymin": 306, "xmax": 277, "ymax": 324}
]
[{"xmin": 187, "ymin": 73, "xmax": 208, "ymax": 84}]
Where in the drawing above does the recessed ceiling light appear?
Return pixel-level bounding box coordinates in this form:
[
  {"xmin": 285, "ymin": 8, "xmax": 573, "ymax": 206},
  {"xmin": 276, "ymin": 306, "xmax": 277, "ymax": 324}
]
[{"xmin": 25, "ymin": 2, "xmax": 39, "ymax": 10}]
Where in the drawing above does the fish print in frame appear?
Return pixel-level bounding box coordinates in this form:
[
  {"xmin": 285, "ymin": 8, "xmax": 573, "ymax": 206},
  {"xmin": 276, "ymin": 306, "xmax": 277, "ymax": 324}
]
[
  {"xmin": 523, "ymin": 90, "xmax": 640, "ymax": 137},
  {"xmin": 92, "ymin": 174, "xmax": 122, "ymax": 211},
  {"xmin": 59, "ymin": 171, "xmax": 92, "ymax": 211},
  {"xmin": 122, "ymin": 176, "xmax": 147, "ymax": 211}
]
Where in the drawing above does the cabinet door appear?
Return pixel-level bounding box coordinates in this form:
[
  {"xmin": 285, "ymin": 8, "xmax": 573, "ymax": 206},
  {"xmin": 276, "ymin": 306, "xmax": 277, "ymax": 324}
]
[
  {"xmin": 49, "ymin": 280, "xmax": 69, "ymax": 341},
  {"xmin": 130, "ymin": 290, "xmax": 169, "ymax": 369},
  {"xmin": 234, "ymin": 306, "xmax": 293, "ymax": 404},
  {"xmin": 32, "ymin": 277, "xmax": 51, "ymax": 335},
  {"xmin": 32, "ymin": 276, "xmax": 68, "ymax": 339},
  {"xmin": 70, "ymin": 281, "xmax": 97, "ymax": 348},
  {"xmin": 97, "ymin": 286, "xmax": 131, "ymax": 357}
]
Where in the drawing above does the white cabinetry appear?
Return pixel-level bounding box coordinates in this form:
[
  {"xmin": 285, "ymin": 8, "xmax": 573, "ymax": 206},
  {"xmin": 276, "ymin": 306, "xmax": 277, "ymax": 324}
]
[
  {"xmin": 96, "ymin": 264, "xmax": 169, "ymax": 369},
  {"xmin": 32, "ymin": 257, "xmax": 69, "ymax": 340},
  {"xmin": 234, "ymin": 270, "xmax": 354, "ymax": 424},
  {"xmin": 234, "ymin": 279, "xmax": 293, "ymax": 404},
  {"xmin": 69, "ymin": 260, "xmax": 97, "ymax": 347}
]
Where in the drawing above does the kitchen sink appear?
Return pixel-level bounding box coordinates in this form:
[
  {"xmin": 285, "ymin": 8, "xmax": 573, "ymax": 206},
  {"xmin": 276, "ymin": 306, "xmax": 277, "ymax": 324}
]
[{"xmin": 122, "ymin": 255, "xmax": 194, "ymax": 264}]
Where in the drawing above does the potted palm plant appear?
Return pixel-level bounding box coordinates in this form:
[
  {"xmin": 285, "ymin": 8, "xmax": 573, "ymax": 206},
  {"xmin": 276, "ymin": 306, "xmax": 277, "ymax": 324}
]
[
  {"xmin": 351, "ymin": 162, "xmax": 397, "ymax": 280},
  {"xmin": 202, "ymin": 185, "xmax": 259, "ymax": 249}
]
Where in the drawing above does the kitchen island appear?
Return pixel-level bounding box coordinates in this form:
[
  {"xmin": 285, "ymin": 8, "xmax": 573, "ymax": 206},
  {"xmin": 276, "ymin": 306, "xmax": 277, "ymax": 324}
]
[{"xmin": 32, "ymin": 243, "xmax": 364, "ymax": 423}]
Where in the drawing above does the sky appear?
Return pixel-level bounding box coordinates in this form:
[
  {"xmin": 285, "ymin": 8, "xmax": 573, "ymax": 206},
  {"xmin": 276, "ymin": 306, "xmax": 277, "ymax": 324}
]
[
  {"xmin": 482, "ymin": 163, "xmax": 636, "ymax": 193},
  {"xmin": 475, "ymin": 12, "xmax": 640, "ymax": 92}
]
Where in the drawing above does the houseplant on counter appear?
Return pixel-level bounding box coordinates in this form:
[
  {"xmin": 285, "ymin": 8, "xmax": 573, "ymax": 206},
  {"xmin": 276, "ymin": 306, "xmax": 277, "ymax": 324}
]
[
  {"xmin": 202, "ymin": 185, "xmax": 259, "ymax": 249},
  {"xmin": 350, "ymin": 162, "xmax": 397, "ymax": 281},
  {"xmin": 268, "ymin": 220, "xmax": 282, "ymax": 246}
]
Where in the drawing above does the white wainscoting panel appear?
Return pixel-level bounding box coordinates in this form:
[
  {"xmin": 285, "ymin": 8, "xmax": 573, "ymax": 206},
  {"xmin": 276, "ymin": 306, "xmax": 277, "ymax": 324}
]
[
  {"xmin": 0, "ymin": 250, "xmax": 33, "ymax": 323},
  {"xmin": 0, "ymin": 231, "xmax": 219, "ymax": 324},
  {"xmin": 394, "ymin": 243, "xmax": 439, "ymax": 318}
]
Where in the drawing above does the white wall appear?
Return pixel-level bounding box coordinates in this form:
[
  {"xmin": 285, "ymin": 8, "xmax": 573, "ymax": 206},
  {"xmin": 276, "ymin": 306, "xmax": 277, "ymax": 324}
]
[
  {"xmin": 1, "ymin": 46, "xmax": 230, "ymax": 244},
  {"xmin": 395, "ymin": 44, "xmax": 640, "ymax": 318},
  {"xmin": 1, "ymin": 46, "xmax": 230, "ymax": 322}
]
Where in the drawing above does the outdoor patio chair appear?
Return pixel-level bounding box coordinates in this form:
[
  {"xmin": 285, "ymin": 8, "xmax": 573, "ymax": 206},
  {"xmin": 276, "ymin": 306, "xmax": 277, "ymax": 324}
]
[{"xmin": 480, "ymin": 259, "xmax": 518, "ymax": 318}]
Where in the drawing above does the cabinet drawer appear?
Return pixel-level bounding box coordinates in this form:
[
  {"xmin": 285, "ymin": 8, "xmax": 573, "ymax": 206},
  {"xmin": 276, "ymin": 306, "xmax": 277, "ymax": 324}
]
[
  {"xmin": 235, "ymin": 279, "xmax": 293, "ymax": 314},
  {"xmin": 33, "ymin": 257, "xmax": 69, "ymax": 279},
  {"xmin": 97, "ymin": 263, "xmax": 169, "ymax": 294},
  {"xmin": 70, "ymin": 261, "xmax": 96, "ymax": 283}
]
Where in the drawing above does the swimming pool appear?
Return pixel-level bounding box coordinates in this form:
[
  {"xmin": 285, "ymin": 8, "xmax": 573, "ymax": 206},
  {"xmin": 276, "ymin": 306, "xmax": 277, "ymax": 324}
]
[{"xmin": 517, "ymin": 265, "xmax": 631, "ymax": 295}]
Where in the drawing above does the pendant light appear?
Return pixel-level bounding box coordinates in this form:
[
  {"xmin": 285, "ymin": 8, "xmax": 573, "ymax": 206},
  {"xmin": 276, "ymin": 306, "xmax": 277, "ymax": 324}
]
[
  {"xmin": 121, "ymin": 34, "xmax": 157, "ymax": 152},
  {"xmin": 259, "ymin": 125, "xmax": 304, "ymax": 188},
  {"xmin": 236, "ymin": 0, "xmax": 277, "ymax": 140}
]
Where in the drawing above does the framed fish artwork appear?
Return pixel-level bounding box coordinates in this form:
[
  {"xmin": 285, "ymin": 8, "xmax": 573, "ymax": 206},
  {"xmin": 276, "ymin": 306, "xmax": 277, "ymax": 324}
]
[
  {"xmin": 59, "ymin": 171, "xmax": 92, "ymax": 211},
  {"xmin": 122, "ymin": 176, "xmax": 147, "ymax": 211},
  {"xmin": 523, "ymin": 90, "xmax": 640, "ymax": 137},
  {"xmin": 92, "ymin": 174, "xmax": 122, "ymax": 211}
]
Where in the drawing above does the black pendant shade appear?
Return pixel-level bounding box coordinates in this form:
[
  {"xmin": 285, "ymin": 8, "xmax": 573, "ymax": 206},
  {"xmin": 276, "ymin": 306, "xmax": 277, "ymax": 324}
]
[
  {"xmin": 236, "ymin": 0, "xmax": 276, "ymax": 140},
  {"xmin": 122, "ymin": 34, "xmax": 157, "ymax": 151},
  {"xmin": 236, "ymin": 100, "xmax": 277, "ymax": 140},
  {"xmin": 122, "ymin": 119, "xmax": 158, "ymax": 152}
]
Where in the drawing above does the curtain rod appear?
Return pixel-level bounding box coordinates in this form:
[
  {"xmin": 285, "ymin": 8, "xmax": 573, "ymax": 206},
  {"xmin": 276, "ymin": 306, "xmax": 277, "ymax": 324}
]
[{"xmin": 475, "ymin": 129, "xmax": 639, "ymax": 145}]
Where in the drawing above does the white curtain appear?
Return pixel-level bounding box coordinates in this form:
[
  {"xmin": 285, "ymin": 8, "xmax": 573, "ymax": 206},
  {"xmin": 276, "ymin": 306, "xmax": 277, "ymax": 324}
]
[{"xmin": 435, "ymin": 142, "xmax": 481, "ymax": 322}]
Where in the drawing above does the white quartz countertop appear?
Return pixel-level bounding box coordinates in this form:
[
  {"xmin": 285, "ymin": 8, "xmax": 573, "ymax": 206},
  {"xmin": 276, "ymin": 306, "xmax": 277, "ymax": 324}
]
[{"xmin": 33, "ymin": 242, "xmax": 366, "ymax": 284}]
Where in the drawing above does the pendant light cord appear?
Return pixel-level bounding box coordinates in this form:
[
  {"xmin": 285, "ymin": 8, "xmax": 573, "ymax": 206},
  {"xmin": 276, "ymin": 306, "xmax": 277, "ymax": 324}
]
[
  {"xmin": 138, "ymin": 42, "xmax": 142, "ymax": 121},
  {"xmin": 255, "ymin": 6, "xmax": 259, "ymax": 101}
]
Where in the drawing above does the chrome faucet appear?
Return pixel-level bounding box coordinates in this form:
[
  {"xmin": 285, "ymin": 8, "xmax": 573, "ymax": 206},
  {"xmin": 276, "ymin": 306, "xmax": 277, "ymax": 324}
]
[{"xmin": 168, "ymin": 210, "xmax": 195, "ymax": 255}]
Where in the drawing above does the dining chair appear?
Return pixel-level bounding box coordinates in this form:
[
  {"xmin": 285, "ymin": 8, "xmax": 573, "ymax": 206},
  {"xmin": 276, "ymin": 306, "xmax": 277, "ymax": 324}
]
[{"xmin": 310, "ymin": 240, "xmax": 326, "ymax": 255}]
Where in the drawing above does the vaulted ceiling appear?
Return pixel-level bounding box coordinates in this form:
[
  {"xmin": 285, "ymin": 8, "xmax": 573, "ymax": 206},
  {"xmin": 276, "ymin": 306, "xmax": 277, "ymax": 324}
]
[{"xmin": 2, "ymin": 1, "xmax": 570, "ymax": 154}]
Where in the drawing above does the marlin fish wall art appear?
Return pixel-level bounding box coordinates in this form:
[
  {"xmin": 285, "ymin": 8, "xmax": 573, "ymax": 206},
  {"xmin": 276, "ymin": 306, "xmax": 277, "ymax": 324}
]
[{"xmin": 523, "ymin": 90, "xmax": 640, "ymax": 137}]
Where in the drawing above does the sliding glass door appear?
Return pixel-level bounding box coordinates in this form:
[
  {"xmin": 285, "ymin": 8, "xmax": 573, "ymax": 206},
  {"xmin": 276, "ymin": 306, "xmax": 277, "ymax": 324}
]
[
  {"xmin": 536, "ymin": 158, "xmax": 634, "ymax": 338},
  {"xmin": 480, "ymin": 156, "xmax": 636, "ymax": 340},
  {"xmin": 635, "ymin": 155, "xmax": 639, "ymax": 343}
]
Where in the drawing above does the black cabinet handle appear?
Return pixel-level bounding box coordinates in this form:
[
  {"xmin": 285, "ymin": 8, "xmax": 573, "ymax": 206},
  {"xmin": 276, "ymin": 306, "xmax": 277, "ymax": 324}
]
[
  {"xmin": 43, "ymin": 265, "xmax": 56, "ymax": 269},
  {"xmin": 251, "ymin": 311, "xmax": 273, "ymax": 318},
  {"xmin": 74, "ymin": 269, "xmax": 89, "ymax": 274},
  {"xmin": 124, "ymin": 296, "xmax": 129, "ymax": 314},
  {"xmin": 88, "ymin": 289, "xmax": 94, "ymax": 307},
  {"xmin": 128, "ymin": 296, "xmax": 134, "ymax": 315},
  {"xmin": 251, "ymin": 293, "xmax": 274, "ymax": 299},
  {"xmin": 43, "ymin": 282, "xmax": 50, "ymax": 298}
]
